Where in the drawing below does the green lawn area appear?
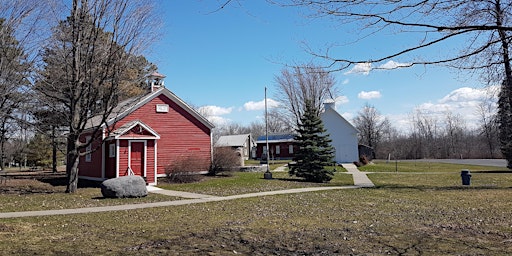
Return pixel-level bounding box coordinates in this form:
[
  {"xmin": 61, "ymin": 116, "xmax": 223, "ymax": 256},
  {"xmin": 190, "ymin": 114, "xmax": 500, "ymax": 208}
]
[
  {"xmin": 1, "ymin": 161, "xmax": 512, "ymax": 255},
  {"xmin": 359, "ymin": 160, "xmax": 510, "ymax": 173},
  {"xmin": 158, "ymin": 169, "xmax": 353, "ymax": 196}
]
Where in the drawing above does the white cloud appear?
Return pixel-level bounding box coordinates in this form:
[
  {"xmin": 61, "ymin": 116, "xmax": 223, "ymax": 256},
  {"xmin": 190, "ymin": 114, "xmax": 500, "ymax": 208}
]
[
  {"xmin": 197, "ymin": 105, "xmax": 233, "ymax": 126},
  {"xmin": 207, "ymin": 115, "xmax": 231, "ymax": 126},
  {"xmin": 198, "ymin": 105, "xmax": 233, "ymax": 116},
  {"xmin": 344, "ymin": 60, "xmax": 411, "ymax": 76},
  {"xmin": 358, "ymin": 90, "xmax": 382, "ymax": 100},
  {"xmin": 243, "ymin": 98, "xmax": 280, "ymax": 111},
  {"xmin": 342, "ymin": 79, "xmax": 350, "ymax": 85},
  {"xmin": 377, "ymin": 60, "xmax": 412, "ymax": 70},
  {"xmin": 439, "ymin": 87, "xmax": 495, "ymax": 103},
  {"xmin": 410, "ymin": 86, "xmax": 499, "ymax": 130},
  {"xmin": 344, "ymin": 62, "xmax": 372, "ymax": 75},
  {"xmin": 335, "ymin": 95, "xmax": 349, "ymax": 104}
]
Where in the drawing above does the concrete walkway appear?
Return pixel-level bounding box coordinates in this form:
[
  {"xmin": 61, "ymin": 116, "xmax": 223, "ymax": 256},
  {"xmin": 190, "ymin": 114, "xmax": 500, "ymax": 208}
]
[
  {"xmin": 342, "ymin": 163, "xmax": 375, "ymax": 188},
  {"xmin": 146, "ymin": 186, "xmax": 216, "ymax": 199},
  {"xmin": 0, "ymin": 164, "xmax": 374, "ymax": 219}
]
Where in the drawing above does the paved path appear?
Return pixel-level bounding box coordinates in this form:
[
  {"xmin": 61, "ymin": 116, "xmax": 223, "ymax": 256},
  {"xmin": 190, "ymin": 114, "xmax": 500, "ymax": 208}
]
[
  {"xmin": 0, "ymin": 164, "xmax": 373, "ymax": 219},
  {"xmin": 342, "ymin": 163, "xmax": 375, "ymax": 188}
]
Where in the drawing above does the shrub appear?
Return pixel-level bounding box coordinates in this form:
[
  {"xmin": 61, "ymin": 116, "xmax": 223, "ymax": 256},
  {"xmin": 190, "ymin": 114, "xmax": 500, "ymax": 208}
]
[
  {"xmin": 209, "ymin": 147, "xmax": 240, "ymax": 176},
  {"xmin": 360, "ymin": 155, "xmax": 369, "ymax": 165},
  {"xmin": 165, "ymin": 155, "xmax": 205, "ymax": 183}
]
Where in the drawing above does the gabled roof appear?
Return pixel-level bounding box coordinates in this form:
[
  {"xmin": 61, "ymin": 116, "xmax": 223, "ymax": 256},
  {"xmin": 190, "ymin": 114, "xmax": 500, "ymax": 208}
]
[
  {"xmin": 85, "ymin": 88, "xmax": 214, "ymax": 130},
  {"xmin": 256, "ymin": 133, "xmax": 296, "ymax": 143},
  {"xmin": 215, "ymin": 134, "xmax": 253, "ymax": 147},
  {"xmin": 321, "ymin": 103, "xmax": 359, "ymax": 134},
  {"xmin": 109, "ymin": 120, "xmax": 160, "ymax": 139}
]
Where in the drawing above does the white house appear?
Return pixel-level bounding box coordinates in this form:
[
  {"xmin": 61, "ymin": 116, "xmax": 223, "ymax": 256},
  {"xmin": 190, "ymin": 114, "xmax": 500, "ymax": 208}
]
[{"xmin": 320, "ymin": 101, "xmax": 359, "ymax": 163}]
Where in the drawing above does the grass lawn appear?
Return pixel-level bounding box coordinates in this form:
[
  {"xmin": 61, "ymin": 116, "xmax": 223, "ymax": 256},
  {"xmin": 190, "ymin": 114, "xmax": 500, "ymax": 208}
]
[
  {"xmin": 1, "ymin": 162, "xmax": 512, "ymax": 255},
  {"xmin": 359, "ymin": 160, "xmax": 510, "ymax": 173},
  {"xmin": 158, "ymin": 170, "xmax": 353, "ymax": 196},
  {"xmin": 0, "ymin": 177, "xmax": 179, "ymax": 213}
]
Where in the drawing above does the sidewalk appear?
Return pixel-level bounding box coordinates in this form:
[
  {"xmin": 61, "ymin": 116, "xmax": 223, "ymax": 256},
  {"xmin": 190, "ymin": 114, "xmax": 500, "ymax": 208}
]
[
  {"xmin": 0, "ymin": 164, "xmax": 374, "ymax": 219},
  {"xmin": 342, "ymin": 163, "xmax": 375, "ymax": 188}
]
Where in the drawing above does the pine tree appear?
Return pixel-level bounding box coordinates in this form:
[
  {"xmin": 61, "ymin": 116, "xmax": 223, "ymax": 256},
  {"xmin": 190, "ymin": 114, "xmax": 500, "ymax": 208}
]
[
  {"xmin": 498, "ymin": 80, "xmax": 512, "ymax": 168},
  {"xmin": 289, "ymin": 100, "xmax": 335, "ymax": 182}
]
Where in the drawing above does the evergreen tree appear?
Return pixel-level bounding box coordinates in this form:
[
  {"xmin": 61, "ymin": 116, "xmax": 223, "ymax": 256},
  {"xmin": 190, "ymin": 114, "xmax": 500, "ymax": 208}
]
[
  {"xmin": 289, "ymin": 100, "xmax": 335, "ymax": 182},
  {"xmin": 498, "ymin": 80, "xmax": 512, "ymax": 168}
]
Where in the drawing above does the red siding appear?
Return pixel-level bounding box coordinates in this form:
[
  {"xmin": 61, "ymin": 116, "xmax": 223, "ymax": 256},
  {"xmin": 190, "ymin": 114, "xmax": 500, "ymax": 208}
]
[
  {"xmin": 104, "ymin": 141, "xmax": 116, "ymax": 178},
  {"xmin": 78, "ymin": 92, "xmax": 212, "ymax": 183},
  {"xmin": 112, "ymin": 94, "xmax": 211, "ymax": 175},
  {"xmin": 78, "ymin": 132, "xmax": 103, "ymax": 178},
  {"xmin": 118, "ymin": 140, "xmax": 129, "ymax": 176},
  {"xmin": 256, "ymin": 142, "xmax": 298, "ymax": 160},
  {"xmin": 145, "ymin": 140, "xmax": 155, "ymax": 183}
]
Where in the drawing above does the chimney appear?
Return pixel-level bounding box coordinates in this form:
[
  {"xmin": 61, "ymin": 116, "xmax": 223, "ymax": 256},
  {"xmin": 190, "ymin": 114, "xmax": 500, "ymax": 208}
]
[
  {"xmin": 148, "ymin": 71, "xmax": 166, "ymax": 92},
  {"xmin": 323, "ymin": 100, "xmax": 335, "ymax": 110}
]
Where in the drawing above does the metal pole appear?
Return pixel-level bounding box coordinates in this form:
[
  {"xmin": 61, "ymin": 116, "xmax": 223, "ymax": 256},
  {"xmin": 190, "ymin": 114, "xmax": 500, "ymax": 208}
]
[{"xmin": 264, "ymin": 87, "xmax": 272, "ymax": 179}]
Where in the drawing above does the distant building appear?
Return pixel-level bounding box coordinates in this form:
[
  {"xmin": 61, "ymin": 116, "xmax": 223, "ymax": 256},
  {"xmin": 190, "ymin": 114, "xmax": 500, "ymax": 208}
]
[
  {"xmin": 255, "ymin": 134, "xmax": 298, "ymax": 160},
  {"xmin": 320, "ymin": 101, "xmax": 359, "ymax": 163},
  {"xmin": 215, "ymin": 134, "xmax": 255, "ymax": 166}
]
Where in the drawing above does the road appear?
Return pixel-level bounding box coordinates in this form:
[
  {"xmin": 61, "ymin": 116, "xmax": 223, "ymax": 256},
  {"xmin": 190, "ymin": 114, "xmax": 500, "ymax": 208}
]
[{"xmin": 400, "ymin": 159, "xmax": 507, "ymax": 168}]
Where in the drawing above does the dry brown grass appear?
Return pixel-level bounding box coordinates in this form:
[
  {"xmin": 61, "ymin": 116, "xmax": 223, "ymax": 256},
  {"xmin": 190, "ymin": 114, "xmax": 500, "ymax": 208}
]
[{"xmin": 1, "ymin": 163, "xmax": 512, "ymax": 255}]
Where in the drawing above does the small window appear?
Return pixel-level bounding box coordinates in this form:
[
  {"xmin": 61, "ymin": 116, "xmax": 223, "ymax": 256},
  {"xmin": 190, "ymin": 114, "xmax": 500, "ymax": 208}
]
[
  {"xmin": 85, "ymin": 136, "xmax": 92, "ymax": 162},
  {"xmin": 109, "ymin": 144, "xmax": 115, "ymax": 158},
  {"xmin": 276, "ymin": 145, "xmax": 280, "ymax": 155},
  {"xmin": 289, "ymin": 145, "xmax": 294, "ymax": 154}
]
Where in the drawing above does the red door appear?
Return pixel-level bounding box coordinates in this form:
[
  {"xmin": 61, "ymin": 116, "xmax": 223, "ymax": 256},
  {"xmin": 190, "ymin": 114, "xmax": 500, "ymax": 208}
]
[{"xmin": 130, "ymin": 142, "xmax": 145, "ymax": 176}]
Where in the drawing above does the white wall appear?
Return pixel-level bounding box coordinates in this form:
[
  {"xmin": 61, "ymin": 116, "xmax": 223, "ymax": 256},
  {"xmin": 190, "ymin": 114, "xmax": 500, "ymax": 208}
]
[{"xmin": 321, "ymin": 104, "xmax": 359, "ymax": 163}]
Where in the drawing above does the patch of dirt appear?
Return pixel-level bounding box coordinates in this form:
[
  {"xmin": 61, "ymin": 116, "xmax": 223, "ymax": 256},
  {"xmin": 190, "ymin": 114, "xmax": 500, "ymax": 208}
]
[
  {"xmin": 0, "ymin": 223, "xmax": 15, "ymax": 233},
  {"xmin": 125, "ymin": 227, "xmax": 354, "ymax": 255}
]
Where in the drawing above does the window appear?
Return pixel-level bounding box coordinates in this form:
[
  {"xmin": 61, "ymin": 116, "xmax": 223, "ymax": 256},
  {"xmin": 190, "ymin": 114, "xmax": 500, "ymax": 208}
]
[
  {"xmin": 109, "ymin": 143, "xmax": 116, "ymax": 158},
  {"xmin": 275, "ymin": 145, "xmax": 280, "ymax": 155},
  {"xmin": 289, "ymin": 145, "xmax": 294, "ymax": 154},
  {"xmin": 85, "ymin": 136, "xmax": 92, "ymax": 162}
]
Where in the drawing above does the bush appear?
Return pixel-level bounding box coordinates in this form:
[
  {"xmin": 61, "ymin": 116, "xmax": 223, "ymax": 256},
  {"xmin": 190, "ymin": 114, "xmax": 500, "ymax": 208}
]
[
  {"xmin": 360, "ymin": 155, "xmax": 369, "ymax": 165},
  {"xmin": 165, "ymin": 156, "xmax": 205, "ymax": 183},
  {"xmin": 209, "ymin": 147, "xmax": 240, "ymax": 176}
]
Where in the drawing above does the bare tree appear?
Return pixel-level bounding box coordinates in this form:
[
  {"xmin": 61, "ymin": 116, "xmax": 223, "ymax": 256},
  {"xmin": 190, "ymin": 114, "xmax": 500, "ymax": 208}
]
[
  {"xmin": 353, "ymin": 104, "xmax": 391, "ymax": 157},
  {"xmin": 214, "ymin": 1, "xmax": 512, "ymax": 164},
  {"xmin": 35, "ymin": 0, "xmax": 160, "ymax": 193},
  {"xmin": 409, "ymin": 110, "xmax": 440, "ymax": 159},
  {"xmin": 0, "ymin": 3, "xmax": 38, "ymax": 170},
  {"xmin": 441, "ymin": 111, "xmax": 467, "ymax": 158},
  {"xmin": 477, "ymin": 95, "xmax": 500, "ymax": 158},
  {"xmin": 274, "ymin": 64, "xmax": 339, "ymax": 125}
]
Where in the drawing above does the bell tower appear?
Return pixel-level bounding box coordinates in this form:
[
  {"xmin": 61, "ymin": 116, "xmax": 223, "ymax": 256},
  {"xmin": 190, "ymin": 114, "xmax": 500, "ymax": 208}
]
[{"xmin": 148, "ymin": 71, "xmax": 166, "ymax": 92}]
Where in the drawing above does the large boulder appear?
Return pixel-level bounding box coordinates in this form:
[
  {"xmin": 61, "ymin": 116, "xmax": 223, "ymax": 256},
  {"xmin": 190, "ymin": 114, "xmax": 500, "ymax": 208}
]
[{"xmin": 100, "ymin": 175, "xmax": 148, "ymax": 198}]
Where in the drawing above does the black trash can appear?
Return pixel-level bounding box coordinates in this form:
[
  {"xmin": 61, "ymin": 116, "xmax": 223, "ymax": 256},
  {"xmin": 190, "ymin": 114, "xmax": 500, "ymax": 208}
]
[{"xmin": 461, "ymin": 169, "xmax": 471, "ymax": 186}]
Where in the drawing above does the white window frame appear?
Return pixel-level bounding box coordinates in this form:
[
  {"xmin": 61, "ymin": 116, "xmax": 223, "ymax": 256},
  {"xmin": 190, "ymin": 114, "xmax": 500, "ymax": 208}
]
[
  {"xmin": 276, "ymin": 145, "xmax": 280, "ymax": 155},
  {"xmin": 289, "ymin": 145, "xmax": 294, "ymax": 154},
  {"xmin": 85, "ymin": 136, "xmax": 92, "ymax": 162},
  {"xmin": 109, "ymin": 143, "xmax": 116, "ymax": 158}
]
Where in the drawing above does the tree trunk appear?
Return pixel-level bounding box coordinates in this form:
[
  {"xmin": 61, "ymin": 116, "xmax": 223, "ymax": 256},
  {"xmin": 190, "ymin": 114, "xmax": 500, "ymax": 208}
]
[
  {"xmin": 65, "ymin": 134, "xmax": 80, "ymax": 193},
  {"xmin": 52, "ymin": 125, "xmax": 57, "ymax": 173}
]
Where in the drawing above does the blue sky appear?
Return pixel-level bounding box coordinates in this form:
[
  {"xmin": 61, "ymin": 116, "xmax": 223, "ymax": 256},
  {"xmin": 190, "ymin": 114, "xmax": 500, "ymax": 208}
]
[{"xmin": 147, "ymin": 1, "xmax": 498, "ymax": 131}]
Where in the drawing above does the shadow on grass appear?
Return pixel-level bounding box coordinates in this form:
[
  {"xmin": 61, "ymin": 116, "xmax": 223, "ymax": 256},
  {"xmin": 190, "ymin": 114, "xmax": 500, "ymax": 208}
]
[
  {"xmin": 374, "ymin": 184, "xmax": 512, "ymax": 190},
  {"xmin": 471, "ymin": 170, "xmax": 512, "ymax": 173},
  {"xmin": 38, "ymin": 176, "xmax": 102, "ymax": 188}
]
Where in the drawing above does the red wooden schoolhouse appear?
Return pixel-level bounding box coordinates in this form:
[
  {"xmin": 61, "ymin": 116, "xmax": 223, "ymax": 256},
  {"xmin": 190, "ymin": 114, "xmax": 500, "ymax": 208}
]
[{"xmin": 77, "ymin": 73, "xmax": 214, "ymax": 185}]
